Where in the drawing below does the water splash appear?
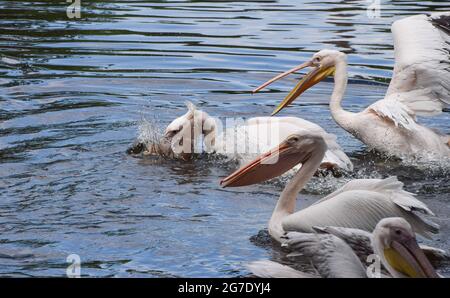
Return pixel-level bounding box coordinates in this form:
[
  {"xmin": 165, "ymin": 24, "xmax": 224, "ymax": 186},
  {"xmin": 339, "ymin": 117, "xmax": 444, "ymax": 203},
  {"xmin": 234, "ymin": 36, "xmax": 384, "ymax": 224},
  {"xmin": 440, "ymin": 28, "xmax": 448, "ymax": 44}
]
[
  {"xmin": 127, "ymin": 116, "xmax": 165, "ymax": 156},
  {"xmin": 400, "ymin": 154, "xmax": 450, "ymax": 176},
  {"xmin": 136, "ymin": 116, "xmax": 163, "ymax": 146}
]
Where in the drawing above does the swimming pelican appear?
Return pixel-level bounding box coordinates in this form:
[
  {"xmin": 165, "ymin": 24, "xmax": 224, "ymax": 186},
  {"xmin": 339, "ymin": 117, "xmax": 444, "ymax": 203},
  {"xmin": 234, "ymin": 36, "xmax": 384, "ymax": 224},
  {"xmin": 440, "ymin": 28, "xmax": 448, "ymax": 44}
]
[
  {"xmin": 313, "ymin": 225, "xmax": 449, "ymax": 269},
  {"xmin": 248, "ymin": 217, "xmax": 440, "ymax": 278},
  {"xmin": 253, "ymin": 13, "xmax": 450, "ymax": 160},
  {"xmin": 247, "ymin": 234, "xmax": 373, "ymax": 278},
  {"xmin": 129, "ymin": 101, "xmax": 353, "ymax": 172},
  {"xmin": 220, "ymin": 131, "xmax": 438, "ymax": 242}
]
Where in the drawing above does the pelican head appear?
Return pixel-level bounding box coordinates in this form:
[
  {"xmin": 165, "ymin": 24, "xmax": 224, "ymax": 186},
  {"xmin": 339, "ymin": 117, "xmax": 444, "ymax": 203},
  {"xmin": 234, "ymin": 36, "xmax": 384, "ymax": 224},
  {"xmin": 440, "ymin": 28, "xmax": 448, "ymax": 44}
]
[
  {"xmin": 253, "ymin": 49, "xmax": 346, "ymax": 116},
  {"xmin": 220, "ymin": 131, "xmax": 326, "ymax": 187},
  {"xmin": 372, "ymin": 217, "xmax": 439, "ymax": 278},
  {"xmin": 158, "ymin": 101, "xmax": 216, "ymax": 160},
  {"xmin": 127, "ymin": 102, "xmax": 216, "ymax": 160}
]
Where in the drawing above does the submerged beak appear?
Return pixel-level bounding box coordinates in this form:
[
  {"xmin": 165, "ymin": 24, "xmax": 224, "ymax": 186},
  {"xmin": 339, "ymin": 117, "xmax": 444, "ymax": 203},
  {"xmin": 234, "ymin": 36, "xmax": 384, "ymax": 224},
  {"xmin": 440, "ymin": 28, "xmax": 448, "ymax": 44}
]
[
  {"xmin": 252, "ymin": 60, "xmax": 335, "ymax": 116},
  {"xmin": 384, "ymin": 238, "xmax": 439, "ymax": 278},
  {"xmin": 220, "ymin": 140, "xmax": 305, "ymax": 188}
]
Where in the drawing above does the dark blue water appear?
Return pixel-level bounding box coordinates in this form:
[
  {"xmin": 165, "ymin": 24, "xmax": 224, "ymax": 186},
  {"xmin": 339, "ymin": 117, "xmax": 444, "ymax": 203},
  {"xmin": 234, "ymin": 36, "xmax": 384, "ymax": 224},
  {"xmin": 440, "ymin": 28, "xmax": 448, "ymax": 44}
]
[{"xmin": 0, "ymin": 0, "xmax": 448, "ymax": 277}]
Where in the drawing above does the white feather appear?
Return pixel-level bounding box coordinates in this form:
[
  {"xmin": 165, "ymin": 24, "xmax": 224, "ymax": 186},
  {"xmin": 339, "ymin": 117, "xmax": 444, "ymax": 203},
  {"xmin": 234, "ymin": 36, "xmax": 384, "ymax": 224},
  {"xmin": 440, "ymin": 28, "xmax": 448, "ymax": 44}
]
[
  {"xmin": 281, "ymin": 177, "xmax": 439, "ymax": 238},
  {"xmin": 313, "ymin": 225, "xmax": 449, "ymax": 268},
  {"xmin": 386, "ymin": 13, "xmax": 450, "ymax": 117},
  {"xmin": 246, "ymin": 260, "xmax": 313, "ymax": 278},
  {"xmin": 368, "ymin": 98, "xmax": 416, "ymax": 130},
  {"xmin": 312, "ymin": 226, "xmax": 373, "ymax": 265},
  {"xmin": 282, "ymin": 232, "xmax": 366, "ymax": 278},
  {"xmin": 215, "ymin": 116, "xmax": 353, "ymax": 172}
]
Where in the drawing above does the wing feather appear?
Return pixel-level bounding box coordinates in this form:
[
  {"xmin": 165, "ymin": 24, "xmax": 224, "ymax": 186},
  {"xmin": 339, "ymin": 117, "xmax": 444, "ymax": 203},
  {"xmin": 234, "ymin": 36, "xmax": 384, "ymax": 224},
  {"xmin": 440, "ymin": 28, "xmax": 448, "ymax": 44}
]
[
  {"xmin": 314, "ymin": 176, "xmax": 433, "ymax": 215},
  {"xmin": 321, "ymin": 132, "xmax": 354, "ymax": 171},
  {"xmin": 367, "ymin": 98, "xmax": 417, "ymax": 130},
  {"xmin": 386, "ymin": 13, "xmax": 450, "ymax": 117},
  {"xmin": 420, "ymin": 245, "xmax": 450, "ymax": 265},
  {"xmin": 312, "ymin": 226, "xmax": 373, "ymax": 265},
  {"xmin": 282, "ymin": 177, "xmax": 439, "ymax": 238},
  {"xmin": 246, "ymin": 260, "xmax": 314, "ymax": 278},
  {"xmin": 282, "ymin": 232, "xmax": 366, "ymax": 278},
  {"xmin": 313, "ymin": 226, "xmax": 449, "ymax": 268}
]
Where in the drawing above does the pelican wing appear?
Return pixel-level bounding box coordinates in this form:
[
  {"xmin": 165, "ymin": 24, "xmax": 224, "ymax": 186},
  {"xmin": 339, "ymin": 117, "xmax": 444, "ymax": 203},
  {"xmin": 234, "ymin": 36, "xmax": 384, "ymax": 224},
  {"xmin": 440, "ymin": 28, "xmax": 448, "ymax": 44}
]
[
  {"xmin": 367, "ymin": 99, "xmax": 417, "ymax": 130},
  {"xmin": 419, "ymin": 245, "xmax": 450, "ymax": 265},
  {"xmin": 282, "ymin": 232, "xmax": 366, "ymax": 278},
  {"xmin": 313, "ymin": 225, "xmax": 449, "ymax": 271},
  {"xmin": 313, "ymin": 177, "xmax": 433, "ymax": 215},
  {"xmin": 382, "ymin": 13, "xmax": 450, "ymax": 119},
  {"xmin": 282, "ymin": 177, "xmax": 439, "ymax": 238},
  {"xmin": 246, "ymin": 260, "xmax": 314, "ymax": 278},
  {"xmin": 313, "ymin": 226, "xmax": 373, "ymax": 265},
  {"xmin": 321, "ymin": 132, "xmax": 354, "ymax": 172}
]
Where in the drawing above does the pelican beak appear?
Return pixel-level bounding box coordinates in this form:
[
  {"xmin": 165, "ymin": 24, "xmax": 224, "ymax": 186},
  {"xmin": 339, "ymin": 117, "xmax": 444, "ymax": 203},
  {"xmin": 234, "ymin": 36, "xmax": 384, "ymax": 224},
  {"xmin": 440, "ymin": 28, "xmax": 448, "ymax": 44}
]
[
  {"xmin": 252, "ymin": 61, "xmax": 314, "ymax": 93},
  {"xmin": 252, "ymin": 61, "xmax": 335, "ymax": 116},
  {"xmin": 220, "ymin": 139, "xmax": 304, "ymax": 187},
  {"xmin": 384, "ymin": 238, "xmax": 439, "ymax": 278}
]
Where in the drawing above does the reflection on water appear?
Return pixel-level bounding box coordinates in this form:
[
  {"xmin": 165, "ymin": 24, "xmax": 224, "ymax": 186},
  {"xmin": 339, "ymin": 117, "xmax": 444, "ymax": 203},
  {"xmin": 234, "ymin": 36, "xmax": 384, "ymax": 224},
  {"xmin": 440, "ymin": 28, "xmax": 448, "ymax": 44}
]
[{"xmin": 0, "ymin": 1, "xmax": 448, "ymax": 277}]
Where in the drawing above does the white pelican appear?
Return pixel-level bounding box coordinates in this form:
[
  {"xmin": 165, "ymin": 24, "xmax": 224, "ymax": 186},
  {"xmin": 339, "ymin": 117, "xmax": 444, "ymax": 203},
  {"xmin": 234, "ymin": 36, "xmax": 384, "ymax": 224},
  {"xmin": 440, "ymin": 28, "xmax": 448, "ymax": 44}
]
[
  {"xmin": 253, "ymin": 13, "xmax": 450, "ymax": 161},
  {"xmin": 129, "ymin": 101, "xmax": 353, "ymax": 172},
  {"xmin": 220, "ymin": 131, "xmax": 438, "ymax": 242},
  {"xmin": 247, "ymin": 234, "xmax": 371, "ymax": 278},
  {"xmin": 313, "ymin": 225, "xmax": 449, "ymax": 268},
  {"xmin": 248, "ymin": 217, "xmax": 440, "ymax": 278}
]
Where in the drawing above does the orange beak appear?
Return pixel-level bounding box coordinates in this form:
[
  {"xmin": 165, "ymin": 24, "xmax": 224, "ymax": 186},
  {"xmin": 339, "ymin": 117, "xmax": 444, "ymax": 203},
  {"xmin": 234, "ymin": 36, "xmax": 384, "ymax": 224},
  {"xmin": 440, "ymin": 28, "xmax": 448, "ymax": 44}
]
[
  {"xmin": 220, "ymin": 139, "xmax": 305, "ymax": 188},
  {"xmin": 253, "ymin": 61, "xmax": 335, "ymax": 116}
]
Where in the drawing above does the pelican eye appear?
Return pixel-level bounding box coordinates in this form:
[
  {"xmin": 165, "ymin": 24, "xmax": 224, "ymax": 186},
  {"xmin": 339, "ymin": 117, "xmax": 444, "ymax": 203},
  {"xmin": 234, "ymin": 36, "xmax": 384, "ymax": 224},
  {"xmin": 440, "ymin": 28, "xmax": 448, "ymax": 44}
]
[
  {"xmin": 395, "ymin": 229, "xmax": 402, "ymax": 235},
  {"xmin": 290, "ymin": 136, "xmax": 300, "ymax": 142}
]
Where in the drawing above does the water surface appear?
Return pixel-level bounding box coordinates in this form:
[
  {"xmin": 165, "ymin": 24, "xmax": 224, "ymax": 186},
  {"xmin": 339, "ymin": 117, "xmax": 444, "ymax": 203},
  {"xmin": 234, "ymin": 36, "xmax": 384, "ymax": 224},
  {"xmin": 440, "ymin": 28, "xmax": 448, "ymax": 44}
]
[{"xmin": 0, "ymin": 0, "xmax": 449, "ymax": 277}]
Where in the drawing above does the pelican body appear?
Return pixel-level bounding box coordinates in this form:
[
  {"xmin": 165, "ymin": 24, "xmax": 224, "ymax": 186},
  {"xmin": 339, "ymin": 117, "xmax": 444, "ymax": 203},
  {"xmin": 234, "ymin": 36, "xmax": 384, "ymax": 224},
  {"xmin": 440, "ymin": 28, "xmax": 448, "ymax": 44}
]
[
  {"xmin": 313, "ymin": 225, "xmax": 449, "ymax": 269},
  {"xmin": 129, "ymin": 101, "xmax": 353, "ymax": 172},
  {"xmin": 248, "ymin": 217, "xmax": 440, "ymax": 278},
  {"xmin": 220, "ymin": 131, "xmax": 438, "ymax": 242},
  {"xmin": 253, "ymin": 13, "xmax": 450, "ymax": 161}
]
